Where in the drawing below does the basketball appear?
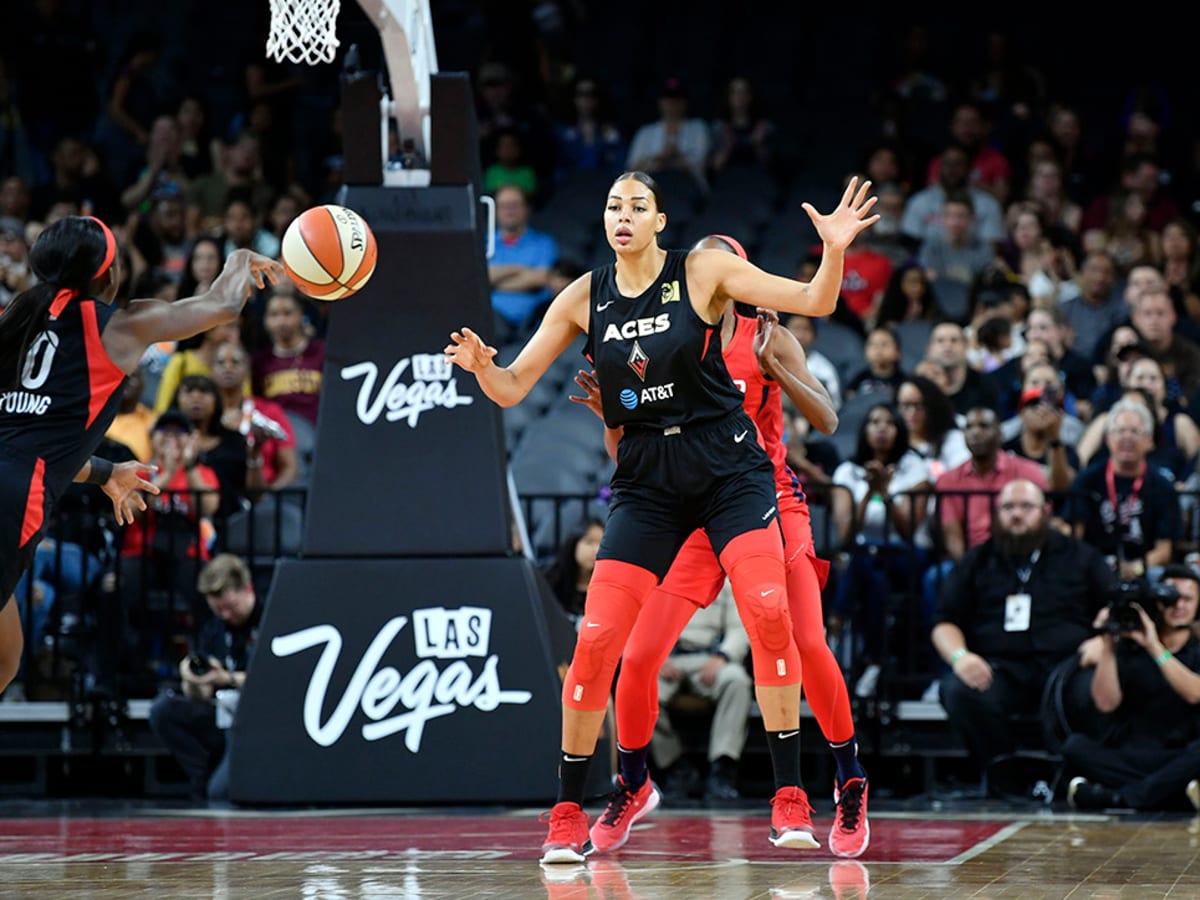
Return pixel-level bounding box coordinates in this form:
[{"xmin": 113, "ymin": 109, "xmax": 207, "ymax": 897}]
[{"xmin": 280, "ymin": 204, "xmax": 378, "ymax": 301}]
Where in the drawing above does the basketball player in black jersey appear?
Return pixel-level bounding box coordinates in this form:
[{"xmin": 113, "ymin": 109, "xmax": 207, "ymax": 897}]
[
  {"xmin": 447, "ymin": 171, "xmax": 877, "ymax": 862},
  {"xmin": 0, "ymin": 216, "xmax": 283, "ymax": 695}
]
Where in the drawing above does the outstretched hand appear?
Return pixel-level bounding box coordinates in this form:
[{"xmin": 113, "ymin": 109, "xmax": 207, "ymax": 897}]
[
  {"xmin": 570, "ymin": 368, "xmax": 605, "ymax": 421},
  {"xmin": 101, "ymin": 460, "xmax": 160, "ymax": 526},
  {"xmin": 444, "ymin": 327, "xmax": 497, "ymax": 373},
  {"xmin": 802, "ymin": 176, "xmax": 880, "ymax": 252}
]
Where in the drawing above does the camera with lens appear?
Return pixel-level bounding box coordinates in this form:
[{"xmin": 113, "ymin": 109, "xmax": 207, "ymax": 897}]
[{"xmin": 1102, "ymin": 579, "xmax": 1179, "ymax": 634}]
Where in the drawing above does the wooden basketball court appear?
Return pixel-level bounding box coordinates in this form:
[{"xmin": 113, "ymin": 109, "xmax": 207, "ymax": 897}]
[{"xmin": 3, "ymin": 799, "xmax": 1197, "ymax": 898}]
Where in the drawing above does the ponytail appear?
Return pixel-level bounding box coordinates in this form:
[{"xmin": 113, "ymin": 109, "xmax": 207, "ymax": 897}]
[{"xmin": 0, "ymin": 216, "xmax": 114, "ymax": 391}]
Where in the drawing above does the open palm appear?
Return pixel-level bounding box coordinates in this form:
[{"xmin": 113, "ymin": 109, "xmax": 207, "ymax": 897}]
[{"xmin": 802, "ymin": 176, "xmax": 879, "ymax": 252}]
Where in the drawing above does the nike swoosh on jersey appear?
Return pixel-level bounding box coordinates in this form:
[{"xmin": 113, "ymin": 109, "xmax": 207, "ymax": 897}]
[{"xmin": 596, "ymin": 300, "xmax": 615, "ymax": 311}]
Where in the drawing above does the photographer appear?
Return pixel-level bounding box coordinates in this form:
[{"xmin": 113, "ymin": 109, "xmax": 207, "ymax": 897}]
[
  {"xmin": 148, "ymin": 554, "xmax": 262, "ymax": 804},
  {"xmin": 1066, "ymin": 565, "xmax": 1200, "ymax": 811}
]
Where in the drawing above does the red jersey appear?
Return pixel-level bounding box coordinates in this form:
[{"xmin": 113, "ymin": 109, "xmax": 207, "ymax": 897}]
[{"xmin": 723, "ymin": 313, "xmax": 792, "ymax": 494}]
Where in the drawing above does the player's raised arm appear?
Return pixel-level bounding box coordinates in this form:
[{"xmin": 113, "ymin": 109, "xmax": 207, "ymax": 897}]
[
  {"xmin": 445, "ymin": 272, "xmax": 588, "ymax": 407},
  {"xmin": 688, "ymin": 178, "xmax": 878, "ymax": 320},
  {"xmin": 105, "ymin": 250, "xmax": 284, "ymax": 374}
]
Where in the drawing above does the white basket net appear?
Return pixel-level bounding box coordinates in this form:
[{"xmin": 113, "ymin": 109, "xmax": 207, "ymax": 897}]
[{"xmin": 267, "ymin": 0, "xmax": 342, "ymax": 65}]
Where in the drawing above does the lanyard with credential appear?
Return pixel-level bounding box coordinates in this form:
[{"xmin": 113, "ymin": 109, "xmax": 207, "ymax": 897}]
[
  {"xmin": 1015, "ymin": 548, "xmax": 1040, "ymax": 587},
  {"xmin": 1105, "ymin": 458, "xmax": 1145, "ymax": 529}
]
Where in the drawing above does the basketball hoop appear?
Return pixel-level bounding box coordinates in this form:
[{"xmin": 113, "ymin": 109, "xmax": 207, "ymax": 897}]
[{"xmin": 267, "ymin": 0, "xmax": 341, "ymax": 65}]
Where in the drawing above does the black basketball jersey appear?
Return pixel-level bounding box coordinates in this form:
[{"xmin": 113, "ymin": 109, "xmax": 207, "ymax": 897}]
[
  {"xmin": 0, "ymin": 298, "xmax": 127, "ymax": 499},
  {"xmin": 583, "ymin": 249, "xmax": 743, "ymax": 429}
]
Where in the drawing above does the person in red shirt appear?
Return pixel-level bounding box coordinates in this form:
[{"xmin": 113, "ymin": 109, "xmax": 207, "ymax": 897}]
[{"xmin": 575, "ymin": 235, "xmax": 871, "ymax": 859}]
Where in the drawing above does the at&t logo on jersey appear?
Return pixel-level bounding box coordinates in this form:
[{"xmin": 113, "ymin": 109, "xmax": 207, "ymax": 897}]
[
  {"xmin": 602, "ymin": 313, "xmax": 671, "ymax": 343},
  {"xmin": 620, "ymin": 382, "xmax": 675, "ymax": 410}
]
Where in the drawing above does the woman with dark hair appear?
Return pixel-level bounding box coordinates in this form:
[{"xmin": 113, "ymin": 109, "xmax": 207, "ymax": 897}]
[
  {"xmin": 0, "ymin": 215, "xmax": 282, "ymax": 694},
  {"xmin": 542, "ymin": 518, "xmax": 605, "ymax": 626},
  {"xmin": 874, "ymin": 262, "xmax": 939, "ymax": 329},
  {"xmin": 896, "ymin": 374, "xmax": 969, "ymax": 479},
  {"xmin": 830, "ymin": 403, "xmax": 933, "ymax": 697},
  {"xmin": 447, "ymin": 170, "xmax": 878, "ymax": 861},
  {"xmin": 173, "ymin": 374, "xmax": 249, "ymax": 517}
]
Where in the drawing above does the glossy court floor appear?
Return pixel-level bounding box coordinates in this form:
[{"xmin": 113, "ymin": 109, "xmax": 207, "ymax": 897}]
[{"xmin": 1, "ymin": 798, "xmax": 1198, "ymax": 899}]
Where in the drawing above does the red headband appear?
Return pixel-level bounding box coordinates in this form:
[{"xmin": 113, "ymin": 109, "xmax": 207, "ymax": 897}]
[
  {"xmin": 48, "ymin": 216, "xmax": 117, "ymax": 319},
  {"xmin": 710, "ymin": 233, "xmax": 748, "ymax": 260}
]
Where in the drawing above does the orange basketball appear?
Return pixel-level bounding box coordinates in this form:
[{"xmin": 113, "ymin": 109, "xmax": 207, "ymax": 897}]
[{"xmin": 281, "ymin": 204, "xmax": 378, "ymax": 301}]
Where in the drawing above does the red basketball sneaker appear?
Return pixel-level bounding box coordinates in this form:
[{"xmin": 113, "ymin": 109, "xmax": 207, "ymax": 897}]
[
  {"xmin": 539, "ymin": 801, "xmax": 594, "ymax": 864},
  {"xmin": 769, "ymin": 785, "xmax": 820, "ymax": 849},
  {"xmin": 589, "ymin": 777, "xmax": 661, "ymax": 853},
  {"xmin": 828, "ymin": 860, "xmax": 871, "ymax": 900},
  {"xmin": 829, "ymin": 776, "xmax": 870, "ymax": 858}
]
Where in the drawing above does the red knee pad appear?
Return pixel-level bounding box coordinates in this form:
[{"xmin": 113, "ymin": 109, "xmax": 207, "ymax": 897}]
[
  {"xmin": 562, "ymin": 560, "xmax": 657, "ymax": 712},
  {"xmin": 719, "ymin": 528, "xmax": 800, "ymax": 687}
]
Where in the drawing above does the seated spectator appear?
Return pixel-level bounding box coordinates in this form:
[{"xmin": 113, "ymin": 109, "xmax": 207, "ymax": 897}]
[
  {"xmin": 540, "ymin": 518, "xmax": 604, "ymax": 629},
  {"xmin": 487, "ymin": 184, "xmax": 559, "ymax": 344},
  {"xmin": 625, "ymin": 77, "xmax": 711, "ymax": 192},
  {"xmin": 707, "ymin": 75, "xmax": 778, "ymax": 181},
  {"xmin": 932, "ymin": 479, "xmax": 1113, "ymax": 775},
  {"xmin": 1065, "ymin": 399, "xmax": 1181, "ymax": 581},
  {"xmin": 174, "ymin": 374, "xmax": 250, "ymax": 518},
  {"xmin": 1058, "ymin": 251, "xmax": 1122, "ymax": 365},
  {"xmin": 1088, "ymin": 325, "xmax": 1146, "ymax": 415},
  {"xmin": 920, "ymin": 409, "xmax": 1050, "ymax": 688},
  {"xmin": 220, "ymin": 190, "xmax": 281, "ymax": 261},
  {"xmin": 896, "ymin": 375, "xmax": 968, "ymax": 480},
  {"xmin": 782, "ymin": 315, "xmax": 842, "ymax": 410},
  {"xmin": 844, "ymin": 327, "xmax": 906, "ymax": 402},
  {"xmin": 119, "ymin": 114, "xmax": 191, "ymax": 214},
  {"xmin": 1077, "ymin": 359, "xmax": 1199, "ymax": 484},
  {"xmin": 552, "ymin": 77, "xmax": 627, "ymax": 185},
  {"xmin": 105, "ymin": 368, "xmax": 156, "ymax": 462},
  {"xmin": 901, "ymin": 143, "xmax": 1006, "ymax": 250},
  {"xmin": 0, "ymin": 216, "xmax": 33, "ymax": 309},
  {"xmin": 483, "ymin": 128, "xmax": 539, "ymax": 201},
  {"xmin": 114, "ymin": 410, "xmax": 221, "ymax": 686},
  {"xmin": 918, "ymin": 191, "xmax": 997, "ymax": 293},
  {"xmin": 211, "ymin": 340, "xmax": 299, "ymax": 494},
  {"xmin": 874, "ymin": 262, "xmax": 940, "ymax": 331},
  {"xmin": 149, "ymin": 554, "xmax": 262, "ymax": 803},
  {"xmin": 185, "ymin": 131, "xmax": 274, "ymax": 234},
  {"xmin": 830, "ymin": 403, "xmax": 933, "ymax": 697},
  {"xmin": 1067, "ymin": 564, "xmax": 1200, "ymax": 812},
  {"xmin": 650, "ymin": 580, "xmax": 753, "ymax": 802},
  {"xmin": 1003, "ymin": 383, "xmax": 1079, "ymax": 494},
  {"xmin": 154, "ymin": 317, "xmax": 243, "ymax": 414},
  {"xmin": 1128, "ymin": 286, "xmax": 1200, "ymax": 399},
  {"xmin": 925, "ymin": 321, "xmax": 1002, "ymax": 417},
  {"xmin": 999, "ymin": 361, "xmax": 1085, "ymax": 452},
  {"xmin": 252, "ymin": 290, "xmax": 326, "ymax": 427}
]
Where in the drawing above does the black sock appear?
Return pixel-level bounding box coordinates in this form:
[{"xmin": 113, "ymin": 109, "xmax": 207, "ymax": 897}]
[
  {"xmin": 556, "ymin": 751, "xmax": 593, "ymax": 806},
  {"xmin": 617, "ymin": 742, "xmax": 650, "ymax": 790},
  {"xmin": 829, "ymin": 736, "xmax": 866, "ymax": 787},
  {"xmin": 766, "ymin": 729, "xmax": 803, "ymax": 791}
]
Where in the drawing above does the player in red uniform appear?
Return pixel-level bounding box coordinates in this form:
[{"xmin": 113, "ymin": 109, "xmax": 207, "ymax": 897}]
[
  {"xmin": 0, "ymin": 215, "xmax": 282, "ymax": 694},
  {"xmin": 576, "ymin": 235, "xmax": 870, "ymax": 858}
]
